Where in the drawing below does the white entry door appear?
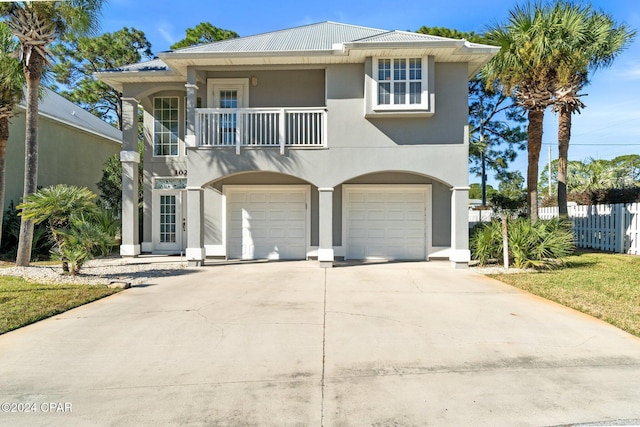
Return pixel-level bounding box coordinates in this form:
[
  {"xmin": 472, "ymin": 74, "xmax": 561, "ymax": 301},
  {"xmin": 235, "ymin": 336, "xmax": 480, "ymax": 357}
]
[
  {"xmin": 226, "ymin": 186, "xmax": 309, "ymax": 260},
  {"xmin": 153, "ymin": 190, "xmax": 186, "ymax": 253},
  {"xmin": 344, "ymin": 185, "xmax": 431, "ymax": 260}
]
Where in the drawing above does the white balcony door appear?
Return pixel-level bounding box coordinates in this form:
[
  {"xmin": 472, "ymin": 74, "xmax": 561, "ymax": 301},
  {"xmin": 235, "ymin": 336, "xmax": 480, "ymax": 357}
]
[{"xmin": 208, "ymin": 78, "xmax": 249, "ymax": 145}]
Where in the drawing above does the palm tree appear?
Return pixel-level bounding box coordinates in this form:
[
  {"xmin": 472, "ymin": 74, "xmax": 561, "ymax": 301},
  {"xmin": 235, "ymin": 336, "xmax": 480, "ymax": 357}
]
[
  {"xmin": 551, "ymin": 4, "xmax": 635, "ymax": 215},
  {"xmin": 18, "ymin": 184, "xmax": 98, "ymax": 273},
  {"xmin": 484, "ymin": 2, "xmax": 561, "ymax": 222},
  {"xmin": 0, "ymin": 0, "xmax": 104, "ymax": 266},
  {"xmin": 0, "ymin": 22, "xmax": 25, "ymax": 248}
]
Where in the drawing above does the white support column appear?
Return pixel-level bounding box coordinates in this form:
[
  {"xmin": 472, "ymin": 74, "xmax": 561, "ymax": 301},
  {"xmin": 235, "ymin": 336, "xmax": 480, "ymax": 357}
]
[
  {"xmin": 185, "ymin": 68, "xmax": 199, "ymax": 149},
  {"xmin": 318, "ymin": 187, "xmax": 334, "ymax": 268},
  {"xmin": 186, "ymin": 187, "xmax": 206, "ymax": 266},
  {"xmin": 120, "ymin": 97, "xmax": 140, "ymax": 257},
  {"xmin": 450, "ymin": 186, "xmax": 470, "ymax": 269}
]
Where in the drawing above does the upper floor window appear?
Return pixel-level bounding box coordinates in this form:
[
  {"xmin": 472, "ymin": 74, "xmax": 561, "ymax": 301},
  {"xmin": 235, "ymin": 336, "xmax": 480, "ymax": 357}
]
[
  {"xmin": 367, "ymin": 57, "xmax": 433, "ymax": 117},
  {"xmin": 377, "ymin": 58, "xmax": 423, "ymax": 106},
  {"xmin": 154, "ymin": 97, "xmax": 179, "ymax": 156}
]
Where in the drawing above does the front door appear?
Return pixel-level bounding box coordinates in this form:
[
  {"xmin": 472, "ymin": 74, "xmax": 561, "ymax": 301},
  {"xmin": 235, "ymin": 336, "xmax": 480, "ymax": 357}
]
[{"xmin": 154, "ymin": 190, "xmax": 187, "ymax": 253}]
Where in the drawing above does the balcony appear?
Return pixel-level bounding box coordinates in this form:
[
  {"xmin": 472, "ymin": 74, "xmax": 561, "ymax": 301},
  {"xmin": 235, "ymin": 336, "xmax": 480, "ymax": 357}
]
[{"xmin": 195, "ymin": 108, "xmax": 327, "ymax": 154}]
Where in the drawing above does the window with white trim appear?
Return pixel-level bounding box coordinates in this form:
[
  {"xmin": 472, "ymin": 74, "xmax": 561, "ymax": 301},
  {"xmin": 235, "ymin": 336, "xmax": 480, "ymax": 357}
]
[
  {"xmin": 153, "ymin": 97, "xmax": 179, "ymax": 156},
  {"xmin": 377, "ymin": 58, "xmax": 423, "ymax": 106},
  {"xmin": 367, "ymin": 57, "xmax": 432, "ymax": 116}
]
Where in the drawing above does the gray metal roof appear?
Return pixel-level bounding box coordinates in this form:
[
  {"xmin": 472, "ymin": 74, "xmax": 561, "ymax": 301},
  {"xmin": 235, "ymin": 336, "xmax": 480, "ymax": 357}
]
[
  {"xmin": 109, "ymin": 58, "xmax": 169, "ymax": 72},
  {"xmin": 176, "ymin": 21, "xmax": 388, "ymax": 54},
  {"xmin": 353, "ymin": 30, "xmax": 456, "ymax": 43},
  {"xmin": 17, "ymin": 87, "xmax": 122, "ymax": 143}
]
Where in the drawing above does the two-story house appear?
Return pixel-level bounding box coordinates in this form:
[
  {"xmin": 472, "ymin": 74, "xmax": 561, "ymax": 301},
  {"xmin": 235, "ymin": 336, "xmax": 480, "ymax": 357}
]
[{"xmin": 97, "ymin": 22, "xmax": 498, "ymax": 268}]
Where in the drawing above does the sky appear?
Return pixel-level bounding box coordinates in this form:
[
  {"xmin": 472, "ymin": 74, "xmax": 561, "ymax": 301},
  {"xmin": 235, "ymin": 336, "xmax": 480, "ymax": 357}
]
[{"xmin": 99, "ymin": 0, "xmax": 640, "ymax": 187}]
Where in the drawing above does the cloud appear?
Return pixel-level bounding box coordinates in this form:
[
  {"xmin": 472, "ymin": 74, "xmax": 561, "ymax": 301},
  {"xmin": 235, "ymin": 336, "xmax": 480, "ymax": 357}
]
[{"xmin": 156, "ymin": 22, "xmax": 176, "ymax": 48}]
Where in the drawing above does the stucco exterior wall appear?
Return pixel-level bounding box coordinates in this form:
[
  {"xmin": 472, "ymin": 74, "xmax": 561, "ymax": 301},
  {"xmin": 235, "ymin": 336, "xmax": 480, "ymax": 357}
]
[
  {"xmin": 132, "ymin": 60, "xmax": 470, "ymax": 255},
  {"xmin": 4, "ymin": 113, "xmax": 121, "ymax": 210}
]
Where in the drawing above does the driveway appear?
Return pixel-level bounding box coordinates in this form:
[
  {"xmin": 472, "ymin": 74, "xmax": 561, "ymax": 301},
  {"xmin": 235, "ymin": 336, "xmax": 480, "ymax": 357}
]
[{"xmin": 1, "ymin": 261, "xmax": 640, "ymax": 426}]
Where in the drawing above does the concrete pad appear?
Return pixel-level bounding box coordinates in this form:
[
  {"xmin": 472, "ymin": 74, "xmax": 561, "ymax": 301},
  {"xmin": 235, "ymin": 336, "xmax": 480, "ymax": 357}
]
[{"xmin": 1, "ymin": 260, "xmax": 640, "ymax": 426}]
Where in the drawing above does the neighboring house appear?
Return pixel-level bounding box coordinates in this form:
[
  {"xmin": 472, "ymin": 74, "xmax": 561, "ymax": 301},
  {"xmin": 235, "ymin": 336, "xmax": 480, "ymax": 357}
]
[
  {"xmin": 97, "ymin": 21, "xmax": 498, "ymax": 268},
  {"xmin": 5, "ymin": 87, "xmax": 122, "ymax": 211}
]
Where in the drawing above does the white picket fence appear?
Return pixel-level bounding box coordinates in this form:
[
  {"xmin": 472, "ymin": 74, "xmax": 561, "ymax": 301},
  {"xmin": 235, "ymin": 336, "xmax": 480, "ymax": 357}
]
[{"xmin": 539, "ymin": 203, "xmax": 640, "ymax": 255}]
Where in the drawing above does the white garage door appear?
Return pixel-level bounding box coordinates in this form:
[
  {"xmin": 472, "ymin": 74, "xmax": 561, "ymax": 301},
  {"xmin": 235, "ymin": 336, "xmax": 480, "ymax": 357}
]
[
  {"xmin": 226, "ymin": 186, "xmax": 308, "ymax": 260},
  {"xmin": 345, "ymin": 185, "xmax": 430, "ymax": 260}
]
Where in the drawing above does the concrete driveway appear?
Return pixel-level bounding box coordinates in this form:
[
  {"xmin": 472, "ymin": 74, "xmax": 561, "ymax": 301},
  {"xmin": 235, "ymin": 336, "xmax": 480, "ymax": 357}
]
[{"xmin": 1, "ymin": 261, "xmax": 640, "ymax": 426}]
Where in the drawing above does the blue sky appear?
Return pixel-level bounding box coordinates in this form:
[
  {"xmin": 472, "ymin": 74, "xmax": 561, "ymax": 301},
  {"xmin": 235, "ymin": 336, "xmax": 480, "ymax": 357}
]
[{"xmin": 100, "ymin": 0, "xmax": 640, "ymax": 186}]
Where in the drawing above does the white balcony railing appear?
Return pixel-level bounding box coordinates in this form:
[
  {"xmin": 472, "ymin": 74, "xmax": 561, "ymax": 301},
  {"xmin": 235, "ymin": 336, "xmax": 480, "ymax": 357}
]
[{"xmin": 195, "ymin": 107, "xmax": 327, "ymax": 154}]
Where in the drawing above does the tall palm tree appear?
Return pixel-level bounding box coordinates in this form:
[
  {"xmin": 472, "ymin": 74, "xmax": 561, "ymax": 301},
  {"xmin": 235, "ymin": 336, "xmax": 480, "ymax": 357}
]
[
  {"xmin": 0, "ymin": 1, "xmax": 104, "ymax": 266},
  {"xmin": 483, "ymin": 2, "xmax": 561, "ymax": 222},
  {"xmin": 552, "ymin": 4, "xmax": 635, "ymax": 215},
  {"xmin": 0, "ymin": 22, "xmax": 25, "ymax": 247}
]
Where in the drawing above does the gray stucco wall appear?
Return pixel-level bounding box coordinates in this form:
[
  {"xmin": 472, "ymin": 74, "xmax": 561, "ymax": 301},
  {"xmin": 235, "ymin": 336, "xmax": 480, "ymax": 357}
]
[
  {"xmin": 4, "ymin": 113, "xmax": 120, "ymax": 211},
  {"xmin": 132, "ymin": 60, "xmax": 470, "ymax": 251}
]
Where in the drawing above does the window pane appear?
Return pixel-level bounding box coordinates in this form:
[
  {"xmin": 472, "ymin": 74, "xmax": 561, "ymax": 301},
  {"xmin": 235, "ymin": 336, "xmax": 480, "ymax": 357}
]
[
  {"xmin": 378, "ymin": 82, "xmax": 391, "ymax": 105},
  {"xmin": 394, "ymin": 59, "xmax": 406, "ymax": 81},
  {"xmin": 154, "ymin": 97, "xmax": 179, "ymax": 156},
  {"xmin": 410, "ymin": 82, "xmax": 422, "ymax": 104},
  {"xmin": 409, "ymin": 58, "xmax": 422, "ymax": 80},
  {"xmin": 378, "ymin": 59, "xmax": 391, "ymax": 81},
  {"xmin": 394, "ymin": 82, "xmax": 406, "ymax": 105}
]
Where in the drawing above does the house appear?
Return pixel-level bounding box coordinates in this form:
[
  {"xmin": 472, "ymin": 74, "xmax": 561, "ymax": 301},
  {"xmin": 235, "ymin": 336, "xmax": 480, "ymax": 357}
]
[
  {"xmin": 96, "ymin": 21, "xmax": 498, "ymax": 268},
  {"xmin": 4, "ymin": 87, "xmax": 122, "ymax": 211}
]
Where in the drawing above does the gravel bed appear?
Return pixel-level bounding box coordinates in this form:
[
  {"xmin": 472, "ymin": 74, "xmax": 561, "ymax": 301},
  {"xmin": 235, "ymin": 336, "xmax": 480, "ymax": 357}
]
[
  {"xmin": 470, "ymin": 265, "xmax": 536, "ymax": 274},
  {"xmin": 0, "ymin": 258, "xmax": 189, "ymax": 285}
]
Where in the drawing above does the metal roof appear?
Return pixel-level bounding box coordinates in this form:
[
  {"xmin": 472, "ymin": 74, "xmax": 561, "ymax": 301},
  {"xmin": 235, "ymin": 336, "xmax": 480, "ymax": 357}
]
[
  {"xmin": 353, "ymin": 30, "xmax": 455, "ymax": 43},
  {"xmin": 176, "ymin": 21, "xmax": 388, "ymax": 54},
  {"xmin": 17, "ymin": 87, "xmax": 122, "ymax": 143}
]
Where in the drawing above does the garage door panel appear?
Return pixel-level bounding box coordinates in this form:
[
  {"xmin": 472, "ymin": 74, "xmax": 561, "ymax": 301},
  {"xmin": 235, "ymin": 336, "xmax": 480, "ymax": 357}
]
[
  {"xmin": 346, "ymin": 186, "xmax": 428, "ymax": 261},
  {"xmin": 227, "ymin": 188, "xmax": 308, "ymax": 260}
]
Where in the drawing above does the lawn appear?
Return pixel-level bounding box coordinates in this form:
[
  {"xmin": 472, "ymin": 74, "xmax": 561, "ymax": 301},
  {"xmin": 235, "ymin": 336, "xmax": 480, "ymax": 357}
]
[
  {"xmin": 488, "ymin": 251, "xmax": 640, "ymax": 337},
  {"xmin": 0, "ymin": 276, "xmax": 120, "ymax": 335}
]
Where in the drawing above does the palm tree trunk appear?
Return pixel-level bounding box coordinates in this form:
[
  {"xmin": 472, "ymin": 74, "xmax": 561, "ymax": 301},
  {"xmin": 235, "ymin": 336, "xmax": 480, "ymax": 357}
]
[
  {"xmin": 0, "ymin": 117, "xmax": 7, "ymax": 248},
  {"xmin": 526, "ymin": 109, "xmax": 544, "ymax": 223},
  {"xmin": 15, "ymin": 56, "xmax": 43, "ymax": 266},
  {"xmin": 557, "ymin": 106, "xmax": 571, "ymax": 217}
]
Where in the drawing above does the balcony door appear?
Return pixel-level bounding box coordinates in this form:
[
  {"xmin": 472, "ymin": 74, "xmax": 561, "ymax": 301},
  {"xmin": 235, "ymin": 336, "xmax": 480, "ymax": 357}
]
[{"xmin": 208, "ymin": 78, "xmax": 249, "ymax": 146}]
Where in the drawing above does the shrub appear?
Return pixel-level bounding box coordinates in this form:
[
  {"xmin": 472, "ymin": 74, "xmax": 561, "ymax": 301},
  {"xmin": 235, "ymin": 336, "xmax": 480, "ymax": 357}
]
[
  {"xmin": 470, "ymin": 220, "xmax": 502, "ymax": 266},
  {"xmin": 470, "ymin": 217, "xmax": 575, "ymax": 269}
]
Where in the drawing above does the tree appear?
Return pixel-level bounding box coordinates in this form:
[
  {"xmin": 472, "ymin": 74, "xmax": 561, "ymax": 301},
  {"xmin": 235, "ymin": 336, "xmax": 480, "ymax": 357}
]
[
  {"xmin": 484, "ymin": 2, "xmax": 564, "ymax": 222},
  {"xmin": 0, "ymin": 0, "xmax": 104, "ymax": 266},
  {"xmin": 550, "ymin": 3, "xmax": 635, "ymax": 215},
  {"xmin": 50, "ymin": 27, "xmax": 152, "ymax": 128},
  {"xmin": 418, "ymin": 27, "xmax": 527, "ymax": 205},
  {"xmin": 170, "ymin": 22, "xmax": 238, "ymax": 50},
  {"xmin": 18, "ymin": 184, "xmax": 97, "ymax": 273},
  {"xmin": 0, "ymin": 22, "xmax": 25, "ymax": 247}
]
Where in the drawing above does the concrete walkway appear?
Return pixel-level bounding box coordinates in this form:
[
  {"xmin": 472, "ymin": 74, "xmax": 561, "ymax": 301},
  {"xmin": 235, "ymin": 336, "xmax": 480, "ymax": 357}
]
[{"xmin": 1, "ymin": 261, "xmax": 640, "ymax": 426}]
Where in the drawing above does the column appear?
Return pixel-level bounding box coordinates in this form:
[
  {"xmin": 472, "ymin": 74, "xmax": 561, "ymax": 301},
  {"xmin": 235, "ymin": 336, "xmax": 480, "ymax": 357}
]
[
  {"xmin": 450, "ymin": 186, "xmax": 470, "ymax": 269},
  {"xmin": 318, "ymin": 188, "xmax": 334, "ymax": 268},
  {"xmin": 120, "ymin": 97, "xmax": 140, "ymax": 257},
  {"xmin": 185, "ymin": 68, "xmax": 198, "ymax": 149},
  {"xmin": 186, "ymin": 187, "xmax": 206, "ymax": 266}
]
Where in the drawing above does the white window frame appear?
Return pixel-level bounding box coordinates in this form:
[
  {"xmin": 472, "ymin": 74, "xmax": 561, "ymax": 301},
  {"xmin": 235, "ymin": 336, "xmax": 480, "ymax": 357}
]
[
  {"xmin": 366, "ymin": 57, "xmax": 434, "ymax": 117},
  {"xmin": 153, "ymin": 96, "xmax": 180, "ymax": 157}
]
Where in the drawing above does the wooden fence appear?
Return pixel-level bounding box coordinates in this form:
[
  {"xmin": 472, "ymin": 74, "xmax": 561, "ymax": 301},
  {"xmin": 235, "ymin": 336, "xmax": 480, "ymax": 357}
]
[{"xmin": 539, "ymin": 203, "xmax": 640, "ymax": 255}]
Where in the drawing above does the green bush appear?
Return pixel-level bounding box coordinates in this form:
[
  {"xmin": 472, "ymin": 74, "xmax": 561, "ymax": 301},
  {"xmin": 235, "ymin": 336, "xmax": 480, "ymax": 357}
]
[
  {"xmin": 471, "ymin": 217, "xmax": 575, "ymax": 269},
  {"xmin": 470, "ymin": 220, "xmax": 502, "ymax": 266}
]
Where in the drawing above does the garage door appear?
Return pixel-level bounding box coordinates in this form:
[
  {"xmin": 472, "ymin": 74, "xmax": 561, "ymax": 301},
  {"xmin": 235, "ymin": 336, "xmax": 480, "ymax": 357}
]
[
  {"xmin": 345, "ymin": 185, "xmax": 430, "ymax": 260},
  {"xmin": 226, "ymin": 186, "xmax": 308, "ymax": 260}
]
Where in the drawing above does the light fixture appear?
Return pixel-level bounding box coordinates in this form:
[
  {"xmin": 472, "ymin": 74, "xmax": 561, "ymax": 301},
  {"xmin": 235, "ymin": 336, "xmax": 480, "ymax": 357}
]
[{"xmin": 251, "ymin": 76, "xmax": 258, "ymax": 87}]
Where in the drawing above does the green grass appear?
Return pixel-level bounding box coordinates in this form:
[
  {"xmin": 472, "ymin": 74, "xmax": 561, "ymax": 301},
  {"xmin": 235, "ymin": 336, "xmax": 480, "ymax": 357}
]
[
  {"xmin": 0, "ymin": 276, "xmax": 121, "ymax": 335},
  {"xmin": 488, "ymin": 252, "xmax": 640, "ymax": 337}
]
